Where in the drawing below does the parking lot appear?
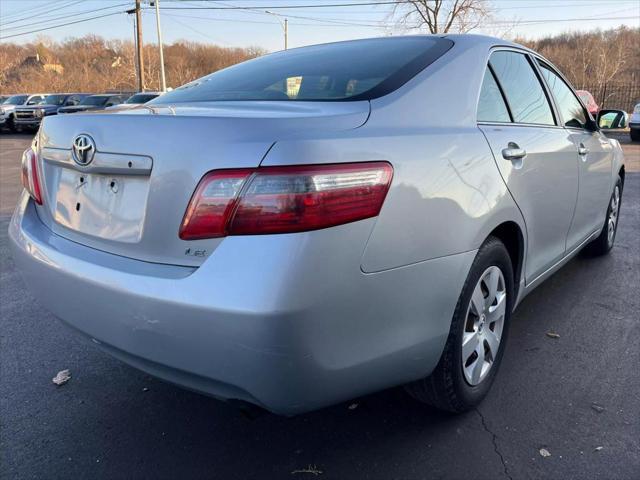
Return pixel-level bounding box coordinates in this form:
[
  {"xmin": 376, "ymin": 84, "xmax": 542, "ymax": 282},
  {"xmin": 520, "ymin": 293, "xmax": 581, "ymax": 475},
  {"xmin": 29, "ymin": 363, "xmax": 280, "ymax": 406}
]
[{"xmin": 0, "ymin": 132, "xmax": 638, "ymax": 479}]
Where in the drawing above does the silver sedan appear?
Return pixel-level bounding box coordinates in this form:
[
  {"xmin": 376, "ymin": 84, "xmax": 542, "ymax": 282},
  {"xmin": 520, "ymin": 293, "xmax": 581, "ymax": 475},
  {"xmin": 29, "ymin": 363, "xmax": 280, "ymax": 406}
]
[{"xmin": 10, "ymin": 35, "xmax": 625, "ymax": 415}]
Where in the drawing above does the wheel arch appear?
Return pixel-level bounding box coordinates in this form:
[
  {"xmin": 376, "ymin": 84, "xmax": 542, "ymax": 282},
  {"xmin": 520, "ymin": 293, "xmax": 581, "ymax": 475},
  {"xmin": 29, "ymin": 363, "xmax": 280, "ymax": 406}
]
[{"xmin": 487, "ymin": 221, "xmax": 525, "ymax": 299}]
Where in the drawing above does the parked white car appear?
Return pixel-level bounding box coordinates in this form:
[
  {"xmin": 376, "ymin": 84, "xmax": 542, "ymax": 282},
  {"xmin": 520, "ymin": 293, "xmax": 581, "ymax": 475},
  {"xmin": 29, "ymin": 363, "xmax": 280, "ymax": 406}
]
[{"xmin": 0, "ymin": 94, "xmax": 47, "ymax": 131}]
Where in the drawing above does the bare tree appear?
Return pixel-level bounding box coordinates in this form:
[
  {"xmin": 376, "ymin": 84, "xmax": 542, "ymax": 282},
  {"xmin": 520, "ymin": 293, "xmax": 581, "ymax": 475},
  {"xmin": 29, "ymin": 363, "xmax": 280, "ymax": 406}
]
[{"xmin": 387, "ymin": 0, "xmax": 493, "ymax": 34}]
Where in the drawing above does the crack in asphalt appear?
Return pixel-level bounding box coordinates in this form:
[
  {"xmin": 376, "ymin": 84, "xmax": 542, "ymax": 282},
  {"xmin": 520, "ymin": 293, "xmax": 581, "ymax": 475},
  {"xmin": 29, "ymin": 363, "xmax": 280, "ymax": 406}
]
[{"xmin": 476, "ymin": 408, "xmax": 513, "ymax": 480}]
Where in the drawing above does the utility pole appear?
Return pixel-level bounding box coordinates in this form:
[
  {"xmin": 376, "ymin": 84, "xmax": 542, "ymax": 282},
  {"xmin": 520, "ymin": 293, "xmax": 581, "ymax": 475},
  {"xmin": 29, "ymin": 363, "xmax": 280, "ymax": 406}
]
[
  {"xmin": 265, "ymin": 11, "xmax": 288, "ymax": 51},
  {"xmin": 284, "ymin": 18, "xmax": 288, "ymax": 50},
  {"xmin": 151, "ymin": 0, "xmax": 167, "ymax": 92},
  {"xmin": 134, "ymin": 0, "xmax": 144, "ymax": 91}
]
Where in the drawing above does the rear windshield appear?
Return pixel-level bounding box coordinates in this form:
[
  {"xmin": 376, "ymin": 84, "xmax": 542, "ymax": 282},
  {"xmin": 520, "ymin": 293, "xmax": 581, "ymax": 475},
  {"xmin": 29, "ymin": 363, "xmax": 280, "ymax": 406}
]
[
  {"xmin": 152, "ymin": 37, "xmax": 453, "ymax": 103},
  {"xmin": 81, "ymin": 96, "xmax": 109, "ymax": 106},
  {"xmin": 3, "ymin": 95, "xmax": 27, "ymax": 104},
  {"xmin": 126, "ymin": 93, "xmax": 158, "ymax": 104}
]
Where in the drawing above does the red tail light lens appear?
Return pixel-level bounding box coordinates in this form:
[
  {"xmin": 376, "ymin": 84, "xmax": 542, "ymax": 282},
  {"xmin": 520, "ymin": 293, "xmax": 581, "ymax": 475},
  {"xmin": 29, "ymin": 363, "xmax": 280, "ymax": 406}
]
[
  {"xmin": 230, "ymin": 162, "xmax": 393, "ymax": 235},
  {"xmin": 179, "ymin": 162, "xmax": 393, "ymax": 240},
  {"xmin": 21, "ymin": 147, "xmax": 43, "ymax": 205},
  {"xmin": 179, "ymin": 169, "xmax": 252, "ymax": 240}
]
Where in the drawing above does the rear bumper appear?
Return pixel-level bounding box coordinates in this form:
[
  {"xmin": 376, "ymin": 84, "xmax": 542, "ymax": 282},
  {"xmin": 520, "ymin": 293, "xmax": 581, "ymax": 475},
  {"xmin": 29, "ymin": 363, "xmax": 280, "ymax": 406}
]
[
  {"xmin": 9, "ymin": 192, "xmax": 474, "ymax": 414},
  {"xmin": 629, "ymin": 122, "xmax": 640, "ymax": 131}
]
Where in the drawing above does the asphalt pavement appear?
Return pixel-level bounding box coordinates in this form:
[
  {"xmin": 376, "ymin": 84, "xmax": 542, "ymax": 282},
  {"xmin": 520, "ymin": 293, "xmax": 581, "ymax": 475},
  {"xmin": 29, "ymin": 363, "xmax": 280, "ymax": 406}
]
[{"xmin": 1, "ymin": 132, "xmax": 638, "ymax": 480}]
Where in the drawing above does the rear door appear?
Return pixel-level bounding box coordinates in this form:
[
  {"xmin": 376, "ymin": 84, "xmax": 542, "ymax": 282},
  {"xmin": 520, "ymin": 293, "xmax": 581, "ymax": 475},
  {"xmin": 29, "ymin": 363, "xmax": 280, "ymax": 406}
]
[
  {"xmin": 536, "ymin": 59, "xmax": 614, "ymax": 249},
  {"xmin": 478, "ymin": 49, "xmax": 579, "ymax": 283}
]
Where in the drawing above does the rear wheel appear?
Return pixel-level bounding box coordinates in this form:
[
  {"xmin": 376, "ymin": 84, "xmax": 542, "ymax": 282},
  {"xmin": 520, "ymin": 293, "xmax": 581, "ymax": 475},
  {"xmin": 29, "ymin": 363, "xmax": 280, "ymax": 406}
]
[
  {"xmin": 405, "ymin": 237, "xmax": 514, "ymax": 413},
  {"xmin": 631, "ymin": 129, "xmax": 640, "ymax": 142},
  {"xmin": 583, "ymin": 176, "xmax": 622, "ymax": 256}
]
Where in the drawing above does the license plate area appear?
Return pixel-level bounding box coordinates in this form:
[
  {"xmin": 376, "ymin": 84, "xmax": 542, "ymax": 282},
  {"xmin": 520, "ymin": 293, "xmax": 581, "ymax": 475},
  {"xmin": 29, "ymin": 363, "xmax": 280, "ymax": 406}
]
[{"xmin": 54, "ymin": 169, "xmax": 149, "ymax": 243}]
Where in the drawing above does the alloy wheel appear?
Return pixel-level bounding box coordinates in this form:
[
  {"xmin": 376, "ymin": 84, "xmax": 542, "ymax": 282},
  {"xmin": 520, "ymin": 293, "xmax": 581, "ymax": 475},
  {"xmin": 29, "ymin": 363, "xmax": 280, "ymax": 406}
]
[
  {"xmin": 607, "ymin": 185, "xmax": 620, "ymax": 246},
  {"xmin": 461, "ymin": 266, "xmax": 507, "ymax": 386}
]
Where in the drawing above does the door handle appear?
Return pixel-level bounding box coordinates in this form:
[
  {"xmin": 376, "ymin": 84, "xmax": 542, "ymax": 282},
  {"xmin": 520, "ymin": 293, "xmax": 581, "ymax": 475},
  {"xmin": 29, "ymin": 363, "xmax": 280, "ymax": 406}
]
[
  {"xmin": 502, "ymin": 142, "xmax": 527, "ymax": 161},
  {"xmin": 578, "ymin": 143, "xmax": 589, "ymax": 156}
]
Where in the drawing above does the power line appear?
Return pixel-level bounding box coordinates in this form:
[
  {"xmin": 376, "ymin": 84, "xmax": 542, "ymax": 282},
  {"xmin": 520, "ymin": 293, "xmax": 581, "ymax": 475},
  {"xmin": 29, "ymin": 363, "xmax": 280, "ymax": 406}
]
[
  {"xmin": 0, "ymin": 0, "xmax": 636, "ymax": 41},
  {"xmin": 164, "ymin": 14, "xmax": 230, "ymax": 44},
  {"xmin": 0, "ymin": 0, "xmax": 85, "ymax": 27},
  {"xmin": 0, "ymin": 3, "xmax": 131, "ymax": 33},
  {"xmin": 160, "ymin": 2, "xmax": 407, "ymax": 10},
  {"xmin": 161, "ymin": 11, "xmax": 639, "ymax": 29},
  {"xmin": 0, "ymin": 0, "xmax": 77, "ymax": 22},
  {"xmin": 0, "ymin": 11, "xmax": 126, "ymax": 40}
]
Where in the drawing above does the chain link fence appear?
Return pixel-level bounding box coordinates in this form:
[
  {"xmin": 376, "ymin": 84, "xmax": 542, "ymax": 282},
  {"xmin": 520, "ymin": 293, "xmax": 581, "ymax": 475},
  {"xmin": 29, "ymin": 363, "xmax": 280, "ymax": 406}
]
[{"xmin": 577, "ymin": 84, "xmax": 640, "ymax": 113}]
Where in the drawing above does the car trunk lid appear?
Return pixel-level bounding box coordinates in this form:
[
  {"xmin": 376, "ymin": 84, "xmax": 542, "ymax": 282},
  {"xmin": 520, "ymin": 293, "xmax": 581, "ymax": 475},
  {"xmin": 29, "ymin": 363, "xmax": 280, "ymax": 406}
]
[{"xmin": 35, "ymin": 101, "xmax": 370, "ymax": 266}]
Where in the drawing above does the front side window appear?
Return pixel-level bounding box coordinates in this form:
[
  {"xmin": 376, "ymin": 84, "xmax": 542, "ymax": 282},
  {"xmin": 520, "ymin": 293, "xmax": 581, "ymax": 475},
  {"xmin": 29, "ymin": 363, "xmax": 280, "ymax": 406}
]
[
  {"xmin": 26, "ymin": 96, "xmax": 43, "ymax": 105},
  {"xmin": 151, "ymin": 37, "xmax": 453, "ymax": 103},
  {"xmin": 538, "ymin": 61, "xmax": 588, "ymax": 129},
  {"xmin": 489, "ymin": 51, "xmax": 555, "ymax": 126},
  {"xmin": 477, "ymin": 68, "xmax": 511, "ymax": 123}
]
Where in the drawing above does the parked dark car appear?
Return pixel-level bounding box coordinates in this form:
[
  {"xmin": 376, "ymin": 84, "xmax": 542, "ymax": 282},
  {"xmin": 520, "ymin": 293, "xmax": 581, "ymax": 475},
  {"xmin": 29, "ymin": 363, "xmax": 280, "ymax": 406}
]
[
  {"xmin": 58, "ymin": 94, "xmax": 129, "ymax": 114},
  {"xmin": 107, "ymin": 91, "xmax": 162, "ymax": 109},
  {"xmin": 14, "ymin": 93, "xmax": 90, "ymax": 130}
]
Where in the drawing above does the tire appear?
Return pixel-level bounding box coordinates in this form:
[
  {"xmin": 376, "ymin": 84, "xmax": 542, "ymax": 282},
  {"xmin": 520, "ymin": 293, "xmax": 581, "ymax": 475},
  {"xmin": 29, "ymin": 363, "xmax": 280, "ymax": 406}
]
[
  {"xmin": 405, "ymin": 236, "xmax": 514, "ymax": 413},
  {"xmin": 6, "ymin": 115, "xmax": 16, "ymax": 133},
  {"xmin": 631, "ymin": 129, "xmax": 640, "ymax": 142},
  {"xmin": 583, "ymin": 175, "xmax": 623, "ymax": 256}
]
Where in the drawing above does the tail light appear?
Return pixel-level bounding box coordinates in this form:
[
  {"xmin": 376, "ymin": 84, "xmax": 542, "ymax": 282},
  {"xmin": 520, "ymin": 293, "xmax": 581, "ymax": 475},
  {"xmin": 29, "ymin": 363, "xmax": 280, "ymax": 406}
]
[
  {"xmin": 179, "ymin": 162, "xmax": 393, "ymax": 240},
  {"xmin": 21, "ymin": 147, "xmax": 43, "ymax": 205}
]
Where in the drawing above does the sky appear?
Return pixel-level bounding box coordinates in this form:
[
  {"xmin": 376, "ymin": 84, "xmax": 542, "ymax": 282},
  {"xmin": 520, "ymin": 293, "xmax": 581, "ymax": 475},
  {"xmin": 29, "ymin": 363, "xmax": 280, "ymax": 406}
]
[{"xmin": 0, "ymin": 0, "xmax": 639, "ymax": 51}]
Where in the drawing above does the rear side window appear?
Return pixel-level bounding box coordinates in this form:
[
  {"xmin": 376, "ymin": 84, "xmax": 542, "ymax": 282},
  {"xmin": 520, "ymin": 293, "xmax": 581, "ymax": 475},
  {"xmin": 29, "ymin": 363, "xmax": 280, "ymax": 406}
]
[
  {"xmin": 538, "ymin": 61, "xmax": 588, "ymax": 129},
  {"xmin": 489, "ymin": 51, "xmax": 555, "ymax": 126},
  {"xmin": 477, "ymin": 68, "xmax": 511, "ymax": 123},
  {"xmin": 152, "ymin": 37, "xmax": 453, "ymax": 103}
]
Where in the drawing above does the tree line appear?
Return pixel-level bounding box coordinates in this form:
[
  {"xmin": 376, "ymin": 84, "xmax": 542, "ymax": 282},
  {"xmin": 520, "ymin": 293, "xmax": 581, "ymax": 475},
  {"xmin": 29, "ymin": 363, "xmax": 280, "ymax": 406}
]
[
  {"xmin": 518, "ymin": 27, "xmax": 639, "ymax": 91},
  {"xmin": 0, "ymin": 27, "xmax": 637, "ymax": 95},
  {"xmin": 0, "ymin": 36, "xmax": 265, "ymax": 94}
]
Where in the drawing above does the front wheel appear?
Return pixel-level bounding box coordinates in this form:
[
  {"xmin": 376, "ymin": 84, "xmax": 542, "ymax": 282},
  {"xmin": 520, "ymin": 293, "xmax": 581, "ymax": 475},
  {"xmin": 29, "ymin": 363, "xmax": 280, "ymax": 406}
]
[
  {"xmin": 583, "ymin": 176, "xmax": 622, "ymax": 256},
  {"xmin": 405, "ymin": 237, "xmax": 514, "ymax": 413},
  {"xmin": 6, "ymin": 115, "xmax": 16, "ymax": 132}
]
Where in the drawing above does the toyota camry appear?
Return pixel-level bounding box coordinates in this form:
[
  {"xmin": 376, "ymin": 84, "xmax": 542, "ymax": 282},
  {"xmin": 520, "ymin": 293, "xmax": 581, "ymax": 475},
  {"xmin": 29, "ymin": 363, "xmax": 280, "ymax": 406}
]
[{"xmin": 10, "ymin": 35, "xmax": 625, "ymax": 415}]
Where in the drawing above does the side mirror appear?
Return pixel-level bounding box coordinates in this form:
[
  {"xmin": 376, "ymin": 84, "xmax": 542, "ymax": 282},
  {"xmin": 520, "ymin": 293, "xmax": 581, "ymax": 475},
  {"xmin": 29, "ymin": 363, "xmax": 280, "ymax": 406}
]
[{"xmin": 597, "ymin": 109, "xmax": 628, "ymax": 129}]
